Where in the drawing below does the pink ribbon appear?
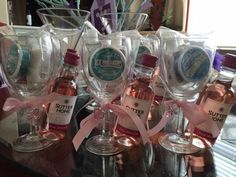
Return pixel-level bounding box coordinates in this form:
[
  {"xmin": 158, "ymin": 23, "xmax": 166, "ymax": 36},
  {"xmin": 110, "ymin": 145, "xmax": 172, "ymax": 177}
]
[
  {"xmin": 148, "ymin": 100, "xmax": 220, "ymax": 138},
  {"xmin": 72, "ymin": 103, "xmax": 151, "ymax": 151},
  {"xmin": 3, "ymin": 92, "xmax": 61, "ymax": 112}
]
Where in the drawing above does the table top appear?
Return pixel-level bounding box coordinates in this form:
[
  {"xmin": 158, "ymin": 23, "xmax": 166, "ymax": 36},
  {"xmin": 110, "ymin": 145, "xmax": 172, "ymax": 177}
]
[{"xmin": 1, "ymin": 99, "xmax": 236, "ymax": 177}]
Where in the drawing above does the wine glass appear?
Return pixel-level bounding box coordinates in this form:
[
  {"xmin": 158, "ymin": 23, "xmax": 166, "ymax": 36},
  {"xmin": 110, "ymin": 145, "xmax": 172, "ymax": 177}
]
[
  {"xmin": 0, "ymin": 32, "xmax": 58, "ymax": 152},
  {"xmin": 80, "ymin": 12, "xmax": 148, "ymax": 155},
  {"xmin": 80, "ymin": 33, "xmax": 134, "ymax": 155},
  {"xmin": 83, "ymin": 12, "xmax": 148, "ymax": 113},
  {"xmin": 157, "ymin": 28, "xmax": 215, "ymax": 154}
]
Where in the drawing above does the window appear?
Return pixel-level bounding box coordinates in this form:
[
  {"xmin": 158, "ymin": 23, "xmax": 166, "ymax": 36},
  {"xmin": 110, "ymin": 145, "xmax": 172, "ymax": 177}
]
[{"xmin": 187, "ymin": 0, "xmax": 236, "ymax": 48}]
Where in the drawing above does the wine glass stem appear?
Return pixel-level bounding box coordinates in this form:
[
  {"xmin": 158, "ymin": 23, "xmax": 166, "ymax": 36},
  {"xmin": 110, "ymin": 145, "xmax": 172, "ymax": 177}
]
[
  {"xmin": 101, "ymin": 109, "xmax": 113, "ymax": 138},
  {"xmin": 176, "ymin": 108, "xmax": 194, "ymax": 146},
  {"xmin": 28, "ymin": 107, "xmax": 41, "ymax": 136},
  {"xmin": 30, "ymin": 118, "xmax": 38, "ymax": 136},
  {"xmin": 177, "ymin": 108, "xmax": 187, "ymax": 139}
]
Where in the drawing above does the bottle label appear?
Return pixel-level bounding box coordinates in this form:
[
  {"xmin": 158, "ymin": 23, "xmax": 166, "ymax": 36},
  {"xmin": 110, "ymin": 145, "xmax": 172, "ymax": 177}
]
[
  {"xmin": 179, "ymin": 46, "xmax": 210, "ymax": 82},
  {"xmin": 89, "ymin": 47, "xmax": 125, "ymax": 82},
  {"xmin": 117, "ymin": 95, "xmax": 152, "ymax": 136},
  {"xmin": 195, "ymin": 98, "xmax": 232, "ymax": 139},
  {"xmin": 48, "ymin": 95, "xmax": 77, "ymax": 131}
]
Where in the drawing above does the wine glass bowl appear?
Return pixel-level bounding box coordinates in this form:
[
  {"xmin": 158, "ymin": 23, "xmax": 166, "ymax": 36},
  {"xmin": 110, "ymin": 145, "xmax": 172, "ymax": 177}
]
[
  {"xmin": 1, "ymin": 34, "xmax": 52, "ymax": 97},
  {"xmin": 82, "ymin": 36, "xmax": 131, "ymax": 105},
  {"xmin": 0, "ymin": 32, "xmax": 57, "ymax": 152},
  {"xmin": 159, "ymin": 32, "xmax": 214, "ymax": 101}
]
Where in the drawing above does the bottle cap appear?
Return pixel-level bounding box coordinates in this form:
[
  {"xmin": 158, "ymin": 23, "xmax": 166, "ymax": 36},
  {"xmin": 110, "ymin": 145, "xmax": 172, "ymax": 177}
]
[
  {"xmin": 87, "ymin": 29, "xmax": 98, "ymax": 38},
  {"xmin": 140, "ymin": 54, "xmax": 158, "ymax": 68},
  {"xmin": 86, "ymin": 29, "xmax": 99, "ymax": 44},
  {"xmin": 111, "ymin": 35, "xmax": 122, "ymax": 46},
  {"xmin": 213, "ymin": 51, "xmax": 223, "ymax": 71},
  {"xmin": 64, "ymin": 49, "xmax": 80, "ymax": 66},
  {"xmin": 222, "ymin": 53, "xmax": 236, "ymax": 69}
]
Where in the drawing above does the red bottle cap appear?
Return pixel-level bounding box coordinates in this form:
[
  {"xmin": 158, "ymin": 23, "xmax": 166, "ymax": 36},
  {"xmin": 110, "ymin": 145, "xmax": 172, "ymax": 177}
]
[
  {"xmin": 222, "ymin": 53, "xmax": 236, "ymax": 69},
  {"xmin": 140, "ymin": 53, "xmax": 158, "ymax": 68},
  {"xmin": 64, "ymin": 49, "xmax": 80, "ymax": 66}
]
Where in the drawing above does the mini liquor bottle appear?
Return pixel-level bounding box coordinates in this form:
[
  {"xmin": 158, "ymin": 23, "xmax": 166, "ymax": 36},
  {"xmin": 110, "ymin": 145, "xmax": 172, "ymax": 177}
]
[
  {"xmin": 116, "ymin": 54, "xmax": 157, "ymax": 140},
  {"xmin": 194, "ymin": 53, "xmax": 236, "ymax": 145},
  {"xmin": 47, "ymin": 49, "xmax": 79, "ymax": 138}
]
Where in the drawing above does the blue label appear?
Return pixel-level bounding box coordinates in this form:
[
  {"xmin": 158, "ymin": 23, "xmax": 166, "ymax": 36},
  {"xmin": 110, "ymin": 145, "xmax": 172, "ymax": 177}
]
[
  {"xmin": 89, "ymin": 47, "xmax": 125, "ymax": 81},
  {"xmin": 6, "ymin": 44, "xmax": 19, "ymax": 76},
  {"xmin": 6, "ymin": 43, "xmax": 30, "ymax": 77},
  {"xmin": 179, "ymin": 47, "xmax": 210, "ymax": 82}
]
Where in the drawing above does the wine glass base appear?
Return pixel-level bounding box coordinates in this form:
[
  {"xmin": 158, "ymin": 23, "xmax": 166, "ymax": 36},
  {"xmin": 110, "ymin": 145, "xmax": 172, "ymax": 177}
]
[
  {"xmin": 86, "ymin": 135, "xmax": 124, "ymax": 156},
  {"xmin": 159, "ymin": 133, "xmax": 200, "ymax": 154},
  {"xmin": 41, "ymin": 130, "xmax": 62, "ymax": 141},
  {"xmin": 12, "ymin": 133, "xmax": 54, "ymax": 153}
]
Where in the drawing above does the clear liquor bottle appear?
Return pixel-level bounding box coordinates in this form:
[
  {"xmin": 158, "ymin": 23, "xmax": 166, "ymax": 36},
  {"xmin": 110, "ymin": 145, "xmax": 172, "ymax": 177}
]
[
  {"xmin": 194, "ymin": 53, "xmax": 236, "ymax": 145},
  {"xmin": 47, "ymin": 49, "xmax": 79, "ymax": 138},
  {"xmin": 115, "ymin": 54, "xmax": 157, "ymax": 141}
]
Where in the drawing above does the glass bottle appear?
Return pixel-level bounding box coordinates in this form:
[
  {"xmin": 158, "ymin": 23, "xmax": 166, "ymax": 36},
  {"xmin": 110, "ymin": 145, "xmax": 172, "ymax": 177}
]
[
  {"xmin": 115, "ymin": 54, "xmax": 157, "ymax": 142},
  {"xmin": 26, "ymin": 10, "xmax": 32, "ymax": 26},
  {"xmin": 47, "ymin": 49, "xmax": 79, "ymax": 138},
  {"xmin": 194, "ymin": 53, "xmax": 236, "ymax": 145}
]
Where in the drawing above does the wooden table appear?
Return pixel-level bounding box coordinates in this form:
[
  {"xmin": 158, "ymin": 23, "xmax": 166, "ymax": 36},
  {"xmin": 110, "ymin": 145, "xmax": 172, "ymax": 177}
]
[{"xmin": 1, "ymin": 102, "xmax": 236, "ymax": 177}]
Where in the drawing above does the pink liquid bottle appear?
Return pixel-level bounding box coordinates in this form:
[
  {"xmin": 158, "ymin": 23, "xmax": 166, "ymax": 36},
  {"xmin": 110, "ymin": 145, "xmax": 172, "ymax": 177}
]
[
  {"xmin": 115, "ymin": 54, "xmax": 157, "ymax": 144},
  {"xmin": 47, "ymin": 49, "xmax": 79, "ymax": 139},
  {"xmin": 194, "ymin": 53, "xmax": 236, "ymax": 145}
]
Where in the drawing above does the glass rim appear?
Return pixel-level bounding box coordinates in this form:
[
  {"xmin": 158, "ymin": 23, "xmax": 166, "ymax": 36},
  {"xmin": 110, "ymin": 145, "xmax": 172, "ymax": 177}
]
[
  {"xmin": 0, "ymin": 33, "xmax": 40, "ymax": 38},
  {"xmin": 100, "ymin": 12, "xmax": 148, "ymax": 18},
  {"xmin": 158, "ymin": 28, "xmax": 214, "ymax": 40},
  {"xmin": 36, "ymin": 7, "xmax": 90, "ymax": 18}
]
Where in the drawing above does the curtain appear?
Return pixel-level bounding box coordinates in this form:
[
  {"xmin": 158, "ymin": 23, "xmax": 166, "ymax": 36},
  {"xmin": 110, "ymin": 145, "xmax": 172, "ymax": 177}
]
[{"xmin": 161, "ymin": 0, "xmax": 189, "ymax": 31}]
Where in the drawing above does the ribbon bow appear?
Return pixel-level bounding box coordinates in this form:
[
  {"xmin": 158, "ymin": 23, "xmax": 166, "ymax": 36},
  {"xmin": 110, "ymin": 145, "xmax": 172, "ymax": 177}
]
[
  {"xmin": 72, "ymin": 103, "xmax": 151, "ymax": 151},
  {"xmin": 3, "ymin": 92, "xmax": 61, "ymax": 112},
  {"xmin": 148, "ymin": 100, "xmax": 220, "ymax": 138}
]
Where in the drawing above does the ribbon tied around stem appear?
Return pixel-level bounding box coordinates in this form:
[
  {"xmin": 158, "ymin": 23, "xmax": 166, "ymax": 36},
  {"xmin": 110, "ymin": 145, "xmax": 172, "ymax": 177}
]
[
  {"xmin": 72, "ymin": 103, "xmax": 151, "ymax": 151},
  {"xmin": 73, "ymin": 99, "xmax": 221, "ymax": 151},
  {"xmin": 3, "ymin": 92, "xmax": 61, "ymax": 112},
  {"xmin": 148, "ymin": 100, "xmax": 220, "ymax": 138}
]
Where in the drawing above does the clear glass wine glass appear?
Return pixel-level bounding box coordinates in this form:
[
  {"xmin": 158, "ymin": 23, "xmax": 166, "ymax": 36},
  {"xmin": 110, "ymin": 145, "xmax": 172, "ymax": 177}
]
[
  {"xmin": 80, "ymin": 12, "xmax": 148, "ymax": 155},
  {"xmin": 80, "ymin": 34, "xmax": 134, "ymax": 155},
  {"xmin": 157, "ymin": 28, "xmax": 215, "ymax": 154},
  {"xmin": 0, "ymin": 32, "xmax": 58, "ymax": 152},
  {"xmin": 83, "ymin": 12, "xmax": 148, "ymax": 113}
]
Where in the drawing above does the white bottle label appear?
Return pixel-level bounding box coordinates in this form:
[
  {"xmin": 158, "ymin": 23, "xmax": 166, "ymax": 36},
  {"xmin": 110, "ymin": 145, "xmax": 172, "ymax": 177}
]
[
  {"xmin": 117, "ymin": 95, "xmax": 152, "ymax": 133},
  {"xmin": 48, "ymin": 95, "xmax": 77, "ymax": 126},
  {"xmin": 196, "ymin": 98, "xmax": 232, "ymax": 134}
]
